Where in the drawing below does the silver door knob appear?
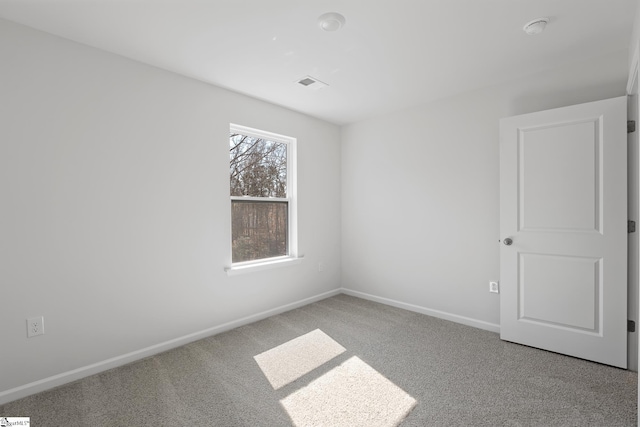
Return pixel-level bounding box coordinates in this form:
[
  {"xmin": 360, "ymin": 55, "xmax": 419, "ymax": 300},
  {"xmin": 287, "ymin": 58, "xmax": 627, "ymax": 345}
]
[{"xmin": 503, "ymin": 238, "xmax": 513, "ymax": 246}]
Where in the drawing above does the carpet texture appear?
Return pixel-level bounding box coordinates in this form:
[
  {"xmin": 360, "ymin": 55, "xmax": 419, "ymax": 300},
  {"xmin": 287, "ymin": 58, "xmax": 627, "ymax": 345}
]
[
  {"xmin": 280, "ymin": 356, "xmax": 416, "ymax": 427},
  {"xmin": 0, "ymin": 294, "xmax": 637, "ymax": 426},
  {"xmin": 254, "ymin": 329, "xmax": 346, "ymax": 390}
]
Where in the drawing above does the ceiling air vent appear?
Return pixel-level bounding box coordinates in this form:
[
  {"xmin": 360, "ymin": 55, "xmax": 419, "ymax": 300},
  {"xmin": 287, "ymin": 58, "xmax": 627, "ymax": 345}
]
[{"xmin": 296, "ymin": 75, "xmax": 328, "ymax": 90}]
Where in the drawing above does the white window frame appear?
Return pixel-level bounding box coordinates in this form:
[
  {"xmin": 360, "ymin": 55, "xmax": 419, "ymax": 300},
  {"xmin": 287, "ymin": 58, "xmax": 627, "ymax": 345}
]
[{"xmin": 226, "ymin": 124, "xmax": 300, "ymax": 275}]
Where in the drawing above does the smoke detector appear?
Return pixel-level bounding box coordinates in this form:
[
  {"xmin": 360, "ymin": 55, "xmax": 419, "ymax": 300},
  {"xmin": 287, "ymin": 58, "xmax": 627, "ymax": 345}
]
[
  {"xmin": 318, "ymin": 12, "xmax": 346, "ymax": 32},
  {"xmin": 296, "ymin": 75, "xmax": 329, "ymax": 90},
  {"xmin": 523, "ymin": 18, "xmax": 549, "ymax": 35}
]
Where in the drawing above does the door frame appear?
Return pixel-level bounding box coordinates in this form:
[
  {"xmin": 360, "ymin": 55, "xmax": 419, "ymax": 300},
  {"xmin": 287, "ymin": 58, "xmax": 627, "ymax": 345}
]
[{"xmin": 626, "ymin": 46, "xmax": 640, "ymax": 407}]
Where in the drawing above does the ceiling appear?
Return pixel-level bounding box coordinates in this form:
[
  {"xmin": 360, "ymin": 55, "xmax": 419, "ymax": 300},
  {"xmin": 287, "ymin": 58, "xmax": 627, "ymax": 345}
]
[{"xmin": 0, "ymin": 0, "xmax": 637, "ymax": 125}]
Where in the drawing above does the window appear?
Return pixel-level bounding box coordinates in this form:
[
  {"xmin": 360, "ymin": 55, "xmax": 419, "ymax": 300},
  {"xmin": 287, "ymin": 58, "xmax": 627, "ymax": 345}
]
[{"xmin": 229, "ymin": 124, "xmax": 297, "ymax": 266}]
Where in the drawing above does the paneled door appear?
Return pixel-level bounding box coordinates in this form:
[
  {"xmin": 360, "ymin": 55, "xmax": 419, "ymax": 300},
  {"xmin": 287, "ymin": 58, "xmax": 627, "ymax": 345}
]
[{"xmin": 499, "ymin": 96, "xmax": 627, "ymax": 368}]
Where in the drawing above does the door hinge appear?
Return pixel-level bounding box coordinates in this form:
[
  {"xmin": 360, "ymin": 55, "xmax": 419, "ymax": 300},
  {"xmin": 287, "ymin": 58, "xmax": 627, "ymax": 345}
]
[
  {"xmin": 628, "ymin": 120, "xmax": 636, "ymax": 134},
  {"xmin": 629, "ymin": 320, "xmax": 636, "ymax": 332},
  {"xmin": 629, "ymin": 220, "xmax": 636, "ymax": 233}
]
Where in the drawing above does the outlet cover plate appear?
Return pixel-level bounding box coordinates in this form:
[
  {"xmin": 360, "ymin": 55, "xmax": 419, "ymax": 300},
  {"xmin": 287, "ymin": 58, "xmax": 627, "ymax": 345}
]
[
  {"xmin": 489, "ymin": 281, "xmax": 499, "ymax": 293},
  {"xmin": 27, "ymin": 316, "xmax": 44, "ymax": 337}
]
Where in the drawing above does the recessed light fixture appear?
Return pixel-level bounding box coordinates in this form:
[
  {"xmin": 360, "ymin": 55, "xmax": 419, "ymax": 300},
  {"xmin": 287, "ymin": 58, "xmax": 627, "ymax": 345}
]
[
  {"xmin": 523, "ymin": 17, "xmax": 549, "ymax": 35},
  {"xmin": 318, "ymin": 12, "xmax": 346, "ymax": 32}
]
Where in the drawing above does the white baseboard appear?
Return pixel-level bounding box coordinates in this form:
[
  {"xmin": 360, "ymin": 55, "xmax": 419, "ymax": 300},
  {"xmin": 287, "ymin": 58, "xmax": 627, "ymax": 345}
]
[
  {"xmin": 0, "ymin": 287, "xmax": 498, "ymax": 405},
  {"xmin": 341, "ymin": 288, "xmax": 500, "ymax": 334},
  {"xmin": 0, "ymin": 288, "xmax": 341, "ymax": 405}
]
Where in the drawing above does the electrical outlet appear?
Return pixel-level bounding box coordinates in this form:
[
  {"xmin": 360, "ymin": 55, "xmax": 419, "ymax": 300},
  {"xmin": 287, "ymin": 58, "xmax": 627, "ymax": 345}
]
[
  {"xmin": 489, "ymin": 281, "xmax": 499, "ymax": 294},
  {"xmin": 318, "ymin": 262, "xmax": 325, "ymax": 272},
  {"xmin": 27, "ymin": 316, "xmax": 44, "ymax": 338}
]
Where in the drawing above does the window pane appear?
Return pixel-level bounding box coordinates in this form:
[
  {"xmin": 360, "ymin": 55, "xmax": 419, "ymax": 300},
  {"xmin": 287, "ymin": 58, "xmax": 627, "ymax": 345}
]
[
  {"xmin": 230, "ymin": 134, "xmax": 287, "ymax": 197},
  {"xmin": 232, "ymin": 201, "xmax": 288, "ymax": 263}
]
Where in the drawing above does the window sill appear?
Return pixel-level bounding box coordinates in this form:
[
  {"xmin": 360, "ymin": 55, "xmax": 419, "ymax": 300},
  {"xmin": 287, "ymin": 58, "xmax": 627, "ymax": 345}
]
[{"xmin": 225, "ymin": 256, "xmax": 304, "ymax": 276}]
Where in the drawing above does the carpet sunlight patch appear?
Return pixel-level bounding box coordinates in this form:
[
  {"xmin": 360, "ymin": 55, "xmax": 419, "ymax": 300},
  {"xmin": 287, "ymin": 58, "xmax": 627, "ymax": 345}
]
[
  {"xmin": 254, "ymin": 329, "xmax": 346, "ymax": 389},
  {"xmin": 280, "ymin": 356, "xmax": 417, "ymax": 427}
]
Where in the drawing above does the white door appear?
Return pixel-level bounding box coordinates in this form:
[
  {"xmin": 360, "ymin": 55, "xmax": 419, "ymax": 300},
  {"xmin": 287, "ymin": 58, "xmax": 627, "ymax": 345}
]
[{"xmin": 499, "ymin": 96, "xmax": 627, "ymax": 368}]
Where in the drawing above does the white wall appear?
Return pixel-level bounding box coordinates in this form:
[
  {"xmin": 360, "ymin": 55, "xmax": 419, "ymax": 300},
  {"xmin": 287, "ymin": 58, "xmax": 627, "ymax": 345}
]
[
  {"xmin": 341, "ymin": 49, "xmax": 630, "ymax": 329},
  {"xmin": 0, "ymin": 18, "xmax": 341, "ymax": 400},
  {"xmin": 630, "ymin": 0, "xmax": 640, "ymax": 69}
]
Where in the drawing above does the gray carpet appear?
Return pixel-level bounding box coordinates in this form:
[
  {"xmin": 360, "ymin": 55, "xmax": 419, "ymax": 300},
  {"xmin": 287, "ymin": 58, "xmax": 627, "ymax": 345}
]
[{"xmin": 1, "ymin": 294, "xmax": 637, "ymax": 426}]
